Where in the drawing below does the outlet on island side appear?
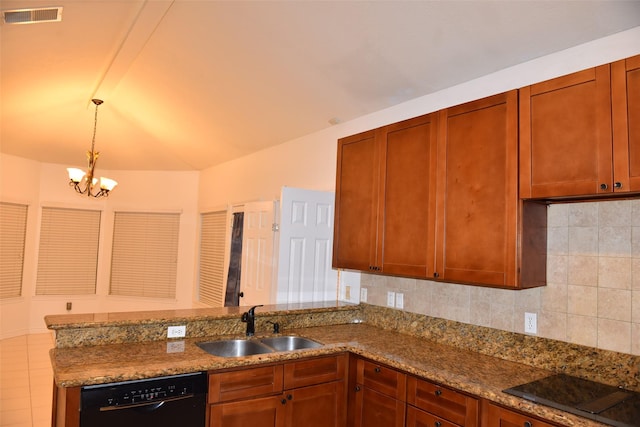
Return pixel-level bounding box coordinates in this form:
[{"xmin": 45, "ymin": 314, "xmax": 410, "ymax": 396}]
[
  {"xmin": 524, "ymin": 312, "xmax": 537, "ymax": 334},
  {"xmin": 167, "ymin": 325, "xmax": 186, "ymax": 339}
]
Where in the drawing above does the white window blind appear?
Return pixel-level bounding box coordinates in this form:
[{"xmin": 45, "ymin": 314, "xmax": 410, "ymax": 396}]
[
  {"xmin": 199, "ymin": 210, "xmax": 228, "ymax": 306},
  {"xmin": 0, "ymin": 202, "xmax": 28, "ymax": 299},
  {"xmin": 110, "ymin": 211, "xmax": 180, "ymax": 299},
  {"xmin": 36, "ymin": 207, "xmax": 101, "ymax": 295}
]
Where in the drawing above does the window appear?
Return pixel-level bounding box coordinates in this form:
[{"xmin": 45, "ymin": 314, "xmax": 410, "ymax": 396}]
[
  {"xmin": 36, "ymin": 207, "xmax": 101, "ymax": 295},
  {"xmin": 0, "ymin": 202, "xmax": 28, "ymax": 299},
  {"xmin": 110, "ymin": 211, "xmax": 180, "ymax": 299},
  {"xmin": 199, "ymin": 210, "xmax": 228, "ymax": 306}
]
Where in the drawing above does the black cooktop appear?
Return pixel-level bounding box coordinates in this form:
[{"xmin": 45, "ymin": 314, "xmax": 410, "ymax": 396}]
[{"xmin": 503, "ymin": 374, "xmax": 640, "ymax": 427}]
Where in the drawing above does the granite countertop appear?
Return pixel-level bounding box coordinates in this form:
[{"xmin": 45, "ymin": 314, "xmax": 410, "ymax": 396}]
[{"xmin": 50, "ymin": 322, "xmax": 608, "ymax": 427}]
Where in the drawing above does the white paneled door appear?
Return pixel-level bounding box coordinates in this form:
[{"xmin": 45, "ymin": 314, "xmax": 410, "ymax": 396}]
[
  {"xmin": 276, "ymin": 187, "xmax": 337, "ymax": 304},
  {"xmin": 239, "ymin": 201, "xmax": 276, "ymax": 306}
]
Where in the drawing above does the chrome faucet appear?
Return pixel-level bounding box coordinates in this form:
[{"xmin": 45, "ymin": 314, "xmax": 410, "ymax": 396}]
[{"xmin": 241, "ymin": 305, "xmax": 263, "ymax": 337}]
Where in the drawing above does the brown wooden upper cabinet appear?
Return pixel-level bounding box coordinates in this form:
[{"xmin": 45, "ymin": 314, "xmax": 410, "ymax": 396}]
[
  {"xmin": 436, "ymin": 91, "xmax": 545, "ymax": 288},
  {"xmin": 333, "ymin": 114, "xmax": 438, "ymax": 278},
  {"xmin": 520, "ymin": 55, "xmax": 640, "ymax": 199},
  {"xmin": 333, "ymin": 91, "xmax": 547, "ymax": 288}
]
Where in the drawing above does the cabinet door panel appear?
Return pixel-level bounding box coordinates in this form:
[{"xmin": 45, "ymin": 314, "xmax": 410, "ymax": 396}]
[
  {"xmin": 333, "ymin": 130, "xmax": 380, "ymax": 270},
  {"xmin": 520, "ymin": 65, "xmax": 612, "ymax": 198},
  {"xmin": 285, "ymin": 381, "xmax": 346, "ymax": 427},
  {"xmin": 484, "ymin": 402, "xmax": 558, "ymax": 427},
  {"xmin": 436, "ymin": 91, "xmax": 518, "ymax": 286},
  {"xmin": 381, "ymin": 115, "xmax": 437, "ymax": 277},
  {"xmin": 354, "ymin": 387, "xmax": 405, "ymax": 427},
  {"xmin": 209, "ymin": 395, "xmax": 283, "ymax": 427},
  {"xmin": 356, "ymin": 359, "xmax": 407, "ymax": 400},
  {"xmin": 284, "ymin": 354, "xmax": 346, "ymax": 389},
  {"xmin": 612, "ymin": 54, "xmax": 640, "ymax": 193}
]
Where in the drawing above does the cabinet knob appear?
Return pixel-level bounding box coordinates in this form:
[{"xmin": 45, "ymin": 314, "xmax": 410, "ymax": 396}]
[
  {"xmin": 435, "ymin": 389, "xmax": 442, "ymax": 397},
  {"xmin": 433, "ymin": 272, "xmax": 439, "ymax": 278},
  {"xmin": 435, "ymin": 422, "xmax": 442, "ymax": 427},
  {"xmin": 615, "ymin": 182, "xmax": 623, "ymax": 189},
  {"xmin": 524, "ymin": 422, "xmax": 532, "ymax": 427},
  {"xmin": 287, "ymin": 394, "xmax": 293, "ymax": 400},
  {"xmin": 600, "ymin": 183, "xmax": 608, "ymax": 190},
  {"xmin": 281, "ymin": 398, "xmax": 287, "ymax": 405},
  {"xmin": 354, "ymin": 385, "xmax": 361, "ymax": 392},
  {"xmin": 374, "ymin": 367, "xmax": 381, "ymax": 373}
]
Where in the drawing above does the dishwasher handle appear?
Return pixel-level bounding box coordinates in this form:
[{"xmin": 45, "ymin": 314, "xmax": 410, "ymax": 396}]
[{"xmin": 99, "ymin": 393, "xmax": 194, "ymax": 412}]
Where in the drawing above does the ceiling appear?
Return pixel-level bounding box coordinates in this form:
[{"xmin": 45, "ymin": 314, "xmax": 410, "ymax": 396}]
[{"xmin": 2, "ymin": 1, "xmax": 640, "ymax": 171}]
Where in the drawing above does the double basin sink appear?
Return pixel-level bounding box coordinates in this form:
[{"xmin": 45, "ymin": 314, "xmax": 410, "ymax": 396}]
[{"xmin": 197, "ymin": 336, "xmax": 322, "ymax": 358}]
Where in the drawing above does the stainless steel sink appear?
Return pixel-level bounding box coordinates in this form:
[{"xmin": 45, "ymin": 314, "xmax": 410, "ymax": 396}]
[
  {"xmin": 259, "ymin": 336, "xmax": 322, "ymax": 351},
  {"xmin": 197, "ymin": 336, "xmax": 322, "ymax": 357},
  {"xmin": 197, "ymin": 339, "xmax": 273, "ymax": 357}
]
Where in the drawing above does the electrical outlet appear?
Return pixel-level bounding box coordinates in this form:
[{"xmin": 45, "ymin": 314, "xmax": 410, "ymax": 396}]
[
  {"xmin": 345, "ymin": 285, "xmax": 351, "ymax": 300},
  {"xmin": 387, "ymin": 291, "xmax": 396, "ymax": 307},
  {"xmin": 167, "ymin": 325, "xmax": 186, "ymax": 338},
  {"xmin": 395, "ymin": 293, "xmax": 404, "ymax": 309},
  {"xmin": 524, "ymin": 312, "xmax": 537, "ymax": 334},
  {"xmin": 360, "ymin": 288, "xmax": 368, "ymax": 303}
]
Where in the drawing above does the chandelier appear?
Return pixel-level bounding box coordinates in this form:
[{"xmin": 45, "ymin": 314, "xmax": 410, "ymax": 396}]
[{"xmin": 66, "ymin": 99, "xmax": 117, "ymax": 198}]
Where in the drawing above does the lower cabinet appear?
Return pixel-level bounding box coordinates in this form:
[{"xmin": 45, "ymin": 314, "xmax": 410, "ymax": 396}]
[
  {"xmin": 207, "ymin": 354, "xmax": 347, "ymax": 427},
  {"xmin": 407, "ymin": 375, "xmax": 478, "ymax": 427},
  {"xmin": 482, "ymin": 401, "xmax": 560, "ymax": 427},
  {"xmin": 351, "ymin": 358, "xmax": 407, "ymax": 427}
]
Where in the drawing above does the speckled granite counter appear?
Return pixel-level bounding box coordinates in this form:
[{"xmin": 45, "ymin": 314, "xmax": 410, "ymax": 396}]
[{"xmin": 47, "ymin": 302, "xmax": 638, "ymax": 427}]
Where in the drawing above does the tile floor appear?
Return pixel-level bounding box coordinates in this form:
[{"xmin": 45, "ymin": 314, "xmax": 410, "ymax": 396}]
[{"xmin": 0, "ymin": 333, "xmax": 54, "ymax": 427}]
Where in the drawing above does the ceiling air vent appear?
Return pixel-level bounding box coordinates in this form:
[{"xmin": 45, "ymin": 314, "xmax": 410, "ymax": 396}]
[{"xmin": 3, "ymin": 7, "xmax": 62, "ymax": 24}]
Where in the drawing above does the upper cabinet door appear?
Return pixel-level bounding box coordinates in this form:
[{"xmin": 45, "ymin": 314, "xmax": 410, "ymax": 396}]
[
  {"xmin": 612, "ymin": 54, "xmax": 640, "ymax": 193},
  {"xmin": 379, "ymin": 114, "xmax": 438, "ymax": 278},
  {"xmin": 333, "ymin": 130, "xmax": 380, "ymax": 271},
  {"xmin": 519, "ymin": 65, "xmax": 613, "ymax": 199},
  {"xmin": 435, "ymin": 90, "xmax": 521, "ymax": 287}
]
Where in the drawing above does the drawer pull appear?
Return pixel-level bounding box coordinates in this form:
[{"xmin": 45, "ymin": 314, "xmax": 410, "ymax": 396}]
[
  {"xmin": 434, "ymin": 422, "xmax": 441, "ymax": 427},
  {"xmin": 354, "ymin": 385, "xmax": 361, "ymax": 392},
  {"xmin": 281, "ymin": 398, "xmax": 287, "ymax": 405},
  {"xmin": 435, "ymin": 389, "xmax": 442, "ymax": 397},
  {"xmin": 524, "ymin": 422, "xmax": 532, "ymax": 427},
  {"xmin": 374, "ymin": 367, "xmax": 381, "ymax": 373}
]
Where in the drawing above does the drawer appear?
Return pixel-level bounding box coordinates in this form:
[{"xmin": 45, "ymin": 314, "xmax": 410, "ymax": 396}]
[
  {"xmin": 284, "ymin": 353, "xmax": 347, "ymax": 389},
  {"xmin": 356, "ymin": 359, "xmax": 407, "ymax": 401},
  {"xmin": 407, "ymin": 376, "xmax": 478, "ymax": 427},
  {"xmin": 208, "ymin": 364, "xmax": 283, "ymax": 403},
  {"xmin": 407, "ymin": 405, "xmax": 459, "ymax": 427}
]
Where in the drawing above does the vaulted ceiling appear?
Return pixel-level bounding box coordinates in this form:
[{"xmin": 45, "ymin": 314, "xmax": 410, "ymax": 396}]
[{"xmin": 2, "ymin": 1, "xmax": 640, "ymax": 171}]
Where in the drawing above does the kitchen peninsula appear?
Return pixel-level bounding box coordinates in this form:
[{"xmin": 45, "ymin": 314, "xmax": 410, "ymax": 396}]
[{"xmin": 47, "ymin": 302, "xmax": 639, "ymax": 427}]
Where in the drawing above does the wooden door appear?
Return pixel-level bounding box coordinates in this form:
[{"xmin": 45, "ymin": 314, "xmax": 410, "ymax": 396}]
[
  {"xmin": 379, "ymin": 114, "xmax": 438, "ymax": 277},
  {"xmin": 353, "ymin": 386, "xmax": 405, "ymax": 427},
  {"xmin": 333, "ymin": 130, "xmax": 380, "ymax": 271},
  {"xmin": 612, "ymin": 54, "xmax": 640, "ymax": 193},
  {"xmin": 520, "ymin": 65, "xmax": 613, "ymax": 198},
  {"xmin": 209, "ymin": 395, "xmax": 284, "ymax": 427},
  {"xmin": 284, "ymin": 381, "xmax": 346, "ymax": 427},
  {"xmin": 435, "ymin": 90, "xmax": 519, "ymax": 287}
]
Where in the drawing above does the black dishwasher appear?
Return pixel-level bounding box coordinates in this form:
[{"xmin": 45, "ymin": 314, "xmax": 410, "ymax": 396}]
[{"xmin": 80, "ymin": 371, "xmax": 207, "ymax": 427}]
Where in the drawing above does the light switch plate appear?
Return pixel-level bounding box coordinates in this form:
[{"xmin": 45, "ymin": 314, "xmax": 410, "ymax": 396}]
[
  {"xmin": 387, "ymin": 291, "xmax": 396, "ymax": 307},
  {"xmin": 395, "ymin": 293, "xmax": 404, "ymax": 309},
  {"xmin": 167, "ymin": 325, "xmax": 186, "ymax": 338}
]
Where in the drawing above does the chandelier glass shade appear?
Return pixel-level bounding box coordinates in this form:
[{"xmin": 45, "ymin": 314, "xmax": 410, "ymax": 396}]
[{"xmin": 67, "ymin": 99, "xmax": 117, "ymax": 198}]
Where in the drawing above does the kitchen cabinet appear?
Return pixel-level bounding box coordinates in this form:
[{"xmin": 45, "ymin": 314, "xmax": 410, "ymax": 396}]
[
  {"xmin": 208, "ymin": 354, "xmax": 347, "ymax": 427},
  {"xmin": 333, "ymin": 113, "xmax": 438, "ymax": 277},
  {"xmin": 334, "ymin": 90, "xmax": 547, "ymax": 288},
  {"xmin": 350, "ymin": 358, "xmax": 407, "ymax": 427},
  {"xmin": 406, "ymin": 376, "xmax": 478, "ymax": 427},
  {"xmin": 612, "ymin": 54, "xmax": 640, "ymax": 194},
  {"xmin": 482, "ymin": 401, "xmax": 560, "ymax": 427},
  {"xmin": 435, "ymin": 90, "xmax": 545, "ymax": 288}
]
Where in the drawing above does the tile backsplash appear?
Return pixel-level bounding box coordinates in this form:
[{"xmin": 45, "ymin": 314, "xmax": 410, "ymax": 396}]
[{"xmin": 361, "ymin": 199, "xmax": 640, "ymax": 356}]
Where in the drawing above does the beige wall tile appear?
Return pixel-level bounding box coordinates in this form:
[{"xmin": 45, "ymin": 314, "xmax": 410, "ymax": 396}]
[
  {"xmin": 568, "ymin": 285, "xmax": 597, "ymax": 316},
  {"xmin": 598, "ymin": 257, "xmax": 632, "ymax": 289},
  {"xmin": 569, "ymin": 203, "xmax": 598, "ymax": 227},
  {"xmin": 547, "ymin": 228, "xmax": 568, "ymax": 255},
  {"xmin": 633, "ymin": 259, "xmax": 640, "ymax": 291},
  {"xmin": 599, "ymin": 226, "xmax": 632, "ymax": 256},
  {"xmin": 598, "ymin": 288, "xmax": 632, "ymax": 322},
  {"xmin": 569, "ymin": 226, "xmax": 598, "ymax": 255},
  {"xmin": 541, "ymin": 282, "xmax": 567, "ymax": 313},
  {"xmin": 567, "ymin": 314, "xmax": 598, "ymax": 347},
  {"xmin": 598, "ymin": 318, "xmax": 631, "ymax": 354},
  {"xmin": 539, "ymin": 310, "xmax": 566, "ymax": 341},
  {"xmin": 567, "ymin": 255, "xmax": 597, "ymax": 286},
  {"xmin": 632, "ymin": 323, "xmax": 640, "ymax": 355},
  {"xmin": 599, "ymin": 200, "xmax": 632, "ymax": 226},
  {"xmin": 547, "ymin": 203, "xmax": 569, "ymax": 227}
]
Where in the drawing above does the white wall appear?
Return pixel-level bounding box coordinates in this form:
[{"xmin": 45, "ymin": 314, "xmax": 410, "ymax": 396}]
[{"xmin": 1, "ymin": 153, "xmax": 199, "ymax": 338}]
